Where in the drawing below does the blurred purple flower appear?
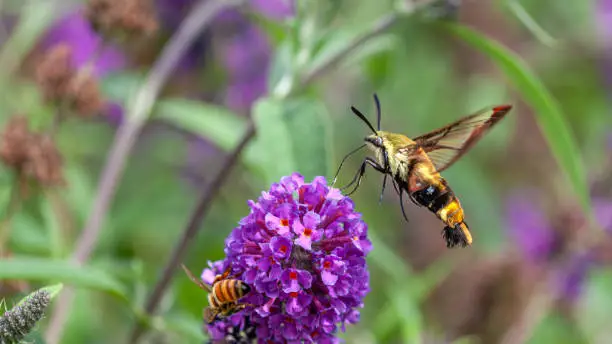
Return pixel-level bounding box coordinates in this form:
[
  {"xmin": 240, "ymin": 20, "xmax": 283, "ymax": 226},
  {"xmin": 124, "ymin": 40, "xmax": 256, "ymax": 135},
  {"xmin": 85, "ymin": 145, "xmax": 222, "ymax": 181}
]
[
  {"xmin": 593, "ymin": 197, "xmax": 612, "ymax": 233},
  {"xmin": 201, "ymin": 173, "xmax": 371, "ymax": 343},
  {"xmin": 505, "ymin": 192, "xmax": 557, "ymax": 263},
  {"xmin": 554, "ymin": 251, "xmax": 596, "ymax": 302},
  {"xmin": 214, "ymin": 1, "xmax": 294, "ymax": 112},
  {"xmin": 597, "ymin": 0, "xmax": 612, "ymax": 42},
  {"xmin": 251, "ymin": 0, "xmax": 294, "ymax": 20},
  {"xmin": 506, "ymin": 189, "xmax": 612, "ymax": 303},
  {"xmin": 42, "ymin": 10, "xmax": 126, "ymax": 76}
]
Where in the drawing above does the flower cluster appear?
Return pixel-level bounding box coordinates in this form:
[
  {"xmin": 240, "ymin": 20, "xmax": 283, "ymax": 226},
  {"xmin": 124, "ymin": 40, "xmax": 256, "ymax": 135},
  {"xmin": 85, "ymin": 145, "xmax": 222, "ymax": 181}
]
[{"xmin": 202, "ymin": 174, "xmax": 371, "ymax": 343}]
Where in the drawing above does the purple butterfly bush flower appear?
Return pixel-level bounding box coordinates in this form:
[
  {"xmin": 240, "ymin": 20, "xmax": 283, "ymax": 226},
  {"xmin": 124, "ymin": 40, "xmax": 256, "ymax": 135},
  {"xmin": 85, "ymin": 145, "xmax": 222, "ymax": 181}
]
[
  {"xmin": 505, "ymin": 190, "xmax": 612, "ymax": 302},
  {"xmin": 553, "ymin": 251, "xmax": 596, "ymax": 303},
  {"xmin": 200, "ymin": 173, "xmax": 371, "ymax": 343},
  {"xmin": 215, "ymin": 1, "xmax": 294, "ymax": 112}
]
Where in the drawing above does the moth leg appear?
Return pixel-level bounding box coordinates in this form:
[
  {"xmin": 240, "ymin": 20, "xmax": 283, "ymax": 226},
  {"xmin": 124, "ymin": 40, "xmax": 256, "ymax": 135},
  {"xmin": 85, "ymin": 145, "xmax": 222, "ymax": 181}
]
[
  {"xmin": 379, "ymin": 174, "xmax": 388, "ymax": 204},
  {"xmin": 344, "ymin": 158, "xmax": 385, "ymax": 196},
  {"xmin": 397, "ymin": 184, "xmax": 410, "ymax": 223},
  {"xmin": 378, "ymin": 150, "xmax": 391, "ymax": 204}
]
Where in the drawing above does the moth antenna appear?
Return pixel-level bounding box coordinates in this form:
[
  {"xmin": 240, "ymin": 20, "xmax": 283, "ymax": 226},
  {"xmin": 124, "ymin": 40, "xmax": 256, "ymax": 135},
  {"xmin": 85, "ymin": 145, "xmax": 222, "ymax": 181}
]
[
  {"xmin": 373, "ymin": 93, "xmax": 382, "ymax": 131},
  {"xmin": 350, "ymin": 106, "xmax": 377, "ymax": 135}
]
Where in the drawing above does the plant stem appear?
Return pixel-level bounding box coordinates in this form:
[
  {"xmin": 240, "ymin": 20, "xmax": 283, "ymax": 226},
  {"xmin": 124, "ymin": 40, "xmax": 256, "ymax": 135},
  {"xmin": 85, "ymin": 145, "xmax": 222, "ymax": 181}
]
[
  {"xmin": 43, "ymin": 1, "xmax": 246, "ymax": 343},
  {"xmin": 128, "ymin": 122, "xmax": 256, "ymax": 343}
]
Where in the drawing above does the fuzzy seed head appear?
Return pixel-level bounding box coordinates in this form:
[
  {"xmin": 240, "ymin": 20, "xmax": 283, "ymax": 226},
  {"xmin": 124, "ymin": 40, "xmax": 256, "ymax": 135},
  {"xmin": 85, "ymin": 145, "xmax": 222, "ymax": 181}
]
[{"xmin": 0, "ymin": 290, "xmax": 51, "ymax": 343}]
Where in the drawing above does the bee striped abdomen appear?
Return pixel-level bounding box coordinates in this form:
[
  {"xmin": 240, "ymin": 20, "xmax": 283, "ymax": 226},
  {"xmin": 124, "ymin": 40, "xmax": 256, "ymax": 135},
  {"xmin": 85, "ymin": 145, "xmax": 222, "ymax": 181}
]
[{"xmin": 212, "ymin": 279, "xmax": 250, "ymax": 305}]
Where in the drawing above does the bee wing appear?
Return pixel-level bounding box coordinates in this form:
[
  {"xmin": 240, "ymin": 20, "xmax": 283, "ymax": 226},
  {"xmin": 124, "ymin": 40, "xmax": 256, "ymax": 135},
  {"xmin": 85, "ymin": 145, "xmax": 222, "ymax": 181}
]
[
  {"xmin": 203, "ymin": 307, "xmax": 218, "ymax": 324},
  {"xmin": 412, "ymin": 105, "xmax": 512, "ymax": 172}
]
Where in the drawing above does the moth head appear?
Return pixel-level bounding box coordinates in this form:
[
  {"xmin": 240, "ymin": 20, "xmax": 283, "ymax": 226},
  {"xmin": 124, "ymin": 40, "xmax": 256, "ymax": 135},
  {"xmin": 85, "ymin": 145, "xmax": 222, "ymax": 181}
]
[{"xmin": 364, "ymin": 134, "xmax": 384, "ymax": 150}]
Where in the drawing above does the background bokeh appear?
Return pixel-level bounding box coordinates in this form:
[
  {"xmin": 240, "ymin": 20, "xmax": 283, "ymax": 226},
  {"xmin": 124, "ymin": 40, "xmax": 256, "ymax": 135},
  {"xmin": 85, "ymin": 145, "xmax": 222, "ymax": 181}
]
[{"xmin": 0, "ymin": 0, "xmax": 611, "ymax": 343}]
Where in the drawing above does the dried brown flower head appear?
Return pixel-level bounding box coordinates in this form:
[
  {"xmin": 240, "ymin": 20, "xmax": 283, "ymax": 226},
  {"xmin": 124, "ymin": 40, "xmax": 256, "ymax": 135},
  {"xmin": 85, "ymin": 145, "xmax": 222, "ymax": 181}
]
[
  {"xmin": 22, "ymin": 134, "xmax": 65, "ymax": 187},
  {"xmin": 34, "ymin": 44, "xmax": 105, "ymax": 117},
  {"xmin": 85, "ymin": 0, "xmax": 159, "ymax": 40},
  {"xmin": 0, "ymin": 116, "xmax": 32, "ymax": 168},
  {"xmin": 67, "ymin": 70, "xmax": 104, "ymax": 117},
  {"xmin": 34, "ymin": 44, "xmax": 75, "ymax": 104},
  {"xmin": 0, "ymin": 116, "xmax": 64, "ymax": 187}
]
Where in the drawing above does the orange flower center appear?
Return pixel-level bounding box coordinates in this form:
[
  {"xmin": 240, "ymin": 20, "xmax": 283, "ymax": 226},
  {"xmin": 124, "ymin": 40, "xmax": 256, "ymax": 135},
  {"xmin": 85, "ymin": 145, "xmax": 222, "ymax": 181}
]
[
  {"xmin": 304, "ymin": 228, "xmax": 312, "ymax": 237},
  {"xmin": 323, "ymin": 261, "xmax": 332, "ymax": 269},
  {"xmin": 280, "ymin": 219, "xmax": 289, "ymax": 226},
  {"xmin": 289, "ymin": 292, "xmax": 298, "ymax": 298},
  {"xmin": 279, "ymin": 245, "xmax": 288, "ymax": 254},
  {"xmin": 289, "ymin": 271, "xmax": 298, "ymax": 279}
]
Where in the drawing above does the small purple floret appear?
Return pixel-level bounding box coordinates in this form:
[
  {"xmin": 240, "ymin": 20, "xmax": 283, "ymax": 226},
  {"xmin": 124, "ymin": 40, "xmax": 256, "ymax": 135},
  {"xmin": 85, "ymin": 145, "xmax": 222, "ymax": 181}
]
[{"xmin": 202, "ymin": 173, "xmax": 371, "ymax": 343}]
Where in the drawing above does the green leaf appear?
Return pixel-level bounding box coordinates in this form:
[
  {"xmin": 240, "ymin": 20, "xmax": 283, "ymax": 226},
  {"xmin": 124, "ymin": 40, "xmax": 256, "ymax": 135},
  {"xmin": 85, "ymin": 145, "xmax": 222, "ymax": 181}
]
[
  {"xmin": 527, "ymin": 312, "xmax": 589, "ymax": 344},
  {"xmin": 244, "ymin": 96, "xmax": 333, "ymax": 185},
  {"xmin": 444, "ymin": 23, "xmax": 591, "ymax": 215},
  {"xmin": 152, "ymin": 98, "xmax": 247, "ymax": 151},
  {"xmin": 0, "ymin": 258, "xmax": 129, "ymax": 301},
  {"xmin": 162, "ymin": 313, "xmax": 208, "ymax": 343},
  {"xmin": 41, "ymin": 283, "xmax": 64, "ymax": 299},
  {"xmin": 387, "ymin": 286, "xmax": 422, "ymax": 343},
  {"xmin": 41, "ymin": 193, "xmax": 65, "ymax": 259},
  {"xmin": 576, "ymin": 268, "xmax": 612, "ymax": 342}
]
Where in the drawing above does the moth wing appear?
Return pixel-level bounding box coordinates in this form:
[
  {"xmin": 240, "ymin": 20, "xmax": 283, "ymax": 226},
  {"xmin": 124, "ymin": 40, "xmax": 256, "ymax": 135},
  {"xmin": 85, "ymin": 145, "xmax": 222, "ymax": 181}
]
[{"xmin": 412, "ymin": 105, "xmax": 511, "ymax": 172}]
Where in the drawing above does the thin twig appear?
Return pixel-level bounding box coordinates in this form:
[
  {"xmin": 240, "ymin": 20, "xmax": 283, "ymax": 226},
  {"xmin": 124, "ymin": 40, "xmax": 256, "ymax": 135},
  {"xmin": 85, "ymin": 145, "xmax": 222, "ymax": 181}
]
[
  {"xmin": 43, "ymin": 1, "xmax": 246, "ymax": 343},
  {"xmin": 128, "ymin": 123, "xmax": 256, "ymax": 343}
]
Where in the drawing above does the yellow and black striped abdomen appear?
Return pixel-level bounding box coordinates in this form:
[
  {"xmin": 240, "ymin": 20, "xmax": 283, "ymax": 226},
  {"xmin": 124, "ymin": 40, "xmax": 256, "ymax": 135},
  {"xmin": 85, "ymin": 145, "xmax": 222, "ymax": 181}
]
[
  {"xmin": 410, "ymin": 177, "xmax": 472, "ymax": 248},
  {"xmin": 211, "ymin": 279, "xmax": 250, "ymax": 305}
]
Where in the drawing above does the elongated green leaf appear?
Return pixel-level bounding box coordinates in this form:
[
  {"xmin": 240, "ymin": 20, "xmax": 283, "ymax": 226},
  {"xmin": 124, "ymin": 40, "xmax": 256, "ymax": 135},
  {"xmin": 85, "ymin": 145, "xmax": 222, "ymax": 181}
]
[
  {"xmin": 153, "ymin": 98, "xmax": 248, "ymax": 152},
  {"xmin": 0, "ymin": 258, "xmax": 128, "ymax": 301},
  {"xmin": 245, "ymin": 96, "xmax": 333, "ymax": 185},
  {"xmin": 444, "ymin": 23, "xmax": 591, "ymax": 215}
]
